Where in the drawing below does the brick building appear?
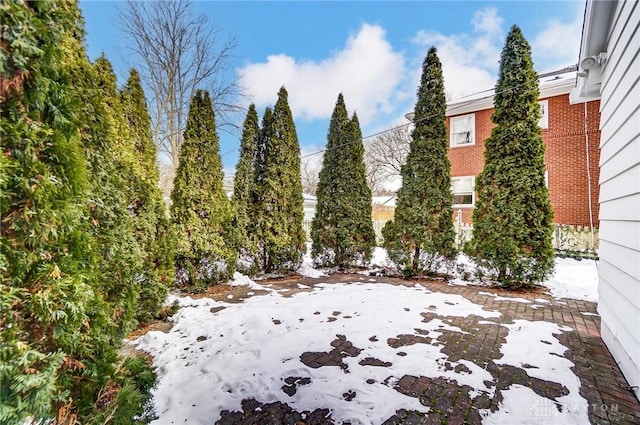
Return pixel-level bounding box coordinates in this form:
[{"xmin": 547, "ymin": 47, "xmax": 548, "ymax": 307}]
[{"xmin": 445, "ymin": 70, "xmax": 601, "ymax": 227}]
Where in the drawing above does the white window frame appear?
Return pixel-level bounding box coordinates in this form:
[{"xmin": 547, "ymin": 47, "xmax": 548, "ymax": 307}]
[
  {"xmin": 449, "ymin": 114, "xmax": 475, "ymax": 147},
  {"xmin": 451, "ymin": 176, "xmax": 475, "ymax": 207},
  {"xmin": 539, "ymin": 100, "xmax": 549, "ymax": 129}
]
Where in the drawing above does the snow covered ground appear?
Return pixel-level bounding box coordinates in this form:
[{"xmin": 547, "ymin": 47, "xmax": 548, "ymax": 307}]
[
  {"xmin": 133, "ymin": 250, "xmax": 600, "ymax": 424},
  {"xmin": 542, "ymin": 257, "xmax": 599, "ymax": 302}
]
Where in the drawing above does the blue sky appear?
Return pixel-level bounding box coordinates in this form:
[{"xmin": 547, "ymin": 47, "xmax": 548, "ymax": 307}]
[{"xmin": 80, "ymin": 1, "xmax": 585, "ymax": 173}]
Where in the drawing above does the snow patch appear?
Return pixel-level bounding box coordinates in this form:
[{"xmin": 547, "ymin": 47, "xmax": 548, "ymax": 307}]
[
  {"xmin": 542, "ymin": 258, "xmax": 599, "ymax": 302},
  {"xmin": 447, "ymin": 278, "xmax": 470, "ymax": 286},
  {"xmin": 479, "ymin": 291, "xmax": 532, "ymax": 304},
  {"xmin": 370, "ymin": 247, "xmax": 390, "ymax": 267},
  {"xmin": 297, "ymin": 251, "xmax": 328, "ymax": 278},
  {"xmin": 483, "ymin": 384, "xmax": 582, "ymax": 425},
  {"xmin": 229, "ymin": 272, "xmax": 271, "ymax": 291},
  {"xmin": 491, "ymin": 320, "xmax": 589, "ymax": 424},
  {"xmin": 165, "ymin": 293, "xmax": 220, "ymax": 309}
]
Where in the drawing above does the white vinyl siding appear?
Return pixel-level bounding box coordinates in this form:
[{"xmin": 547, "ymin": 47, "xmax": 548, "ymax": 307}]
[
  {"xmin": 598, "ymin": 134, "xmax": 640, "ymax": 183},
  {"xmin": 595, "ymin": 0, "xmax": 640, "ymax": 401},
  {"xmin": 451, "ymin": 176, "xmax": 475, "ymax": 207},
  {"xmin": 450, "ymin": 114, "xmax": 475, "ymax": 147},
  {"xmin": 598, "ymin": 192, "xmax": 640, "ymax": 221}
]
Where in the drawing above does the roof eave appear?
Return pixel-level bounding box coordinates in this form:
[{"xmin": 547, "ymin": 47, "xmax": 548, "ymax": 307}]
[
  {"xmin": 445, "ymin": 79, "xmax": 577, "ymax": 117},
  {"xmin": 570, "ymin": 0, "xmax": 616, "ymax": 104}
]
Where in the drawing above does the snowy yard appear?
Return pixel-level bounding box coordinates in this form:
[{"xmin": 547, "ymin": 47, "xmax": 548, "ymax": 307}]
[{"xmin": 132, "ymin": 252, "xmax": 603, "ymax": 424}]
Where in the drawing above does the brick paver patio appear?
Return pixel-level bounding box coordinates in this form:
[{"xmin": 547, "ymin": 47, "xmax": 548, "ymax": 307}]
[{"xmin": 210, "ymin": 273, "xmax": 639, "ymax": 425}]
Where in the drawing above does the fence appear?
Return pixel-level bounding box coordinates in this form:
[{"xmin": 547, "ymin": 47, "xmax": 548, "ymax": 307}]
[
  {"xmin": 302, "ymin": 219, "xmax": 598, "ymax": 258},
  {"xmin": 451, "ymin": 222, "xmax": 599, "ymax": 258},
  {"xmin": 301, "ymin": 220, "xmax": 387, "ymax": 244},
  {"xmin": 552, "ymin": 224, "xmax": 599, "ymax": 258}
]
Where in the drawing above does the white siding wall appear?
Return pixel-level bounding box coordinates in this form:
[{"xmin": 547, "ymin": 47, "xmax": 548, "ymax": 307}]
[{"xmin": 597, "ymin": 0, "xmax": 640, "ymax": 401}]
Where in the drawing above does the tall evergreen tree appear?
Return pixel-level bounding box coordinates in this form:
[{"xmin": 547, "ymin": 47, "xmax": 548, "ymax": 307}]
[
  {"xmin": 466, "ymin": 26, "xmax": 554, "ymax": 287},
  {"xmin": 232, "ymin": 104, "xmax": 260, "ymax": 273},
  {"xmin": 349, "ymin": 113, "xmax": 376, "ymax": 256},
  {"xmin": 253, "ymin": 87, "xmax": 305, "ymax": 274},
  {"xmin": 120, "ymin": 68, "xmax": 175, "ymax": 322},
  {"xmin": 382, "ymin": 47, "xmax": 456, "ymax": 276},
  {"xmin": 70, "ymin": 53, "xmax": 154, "ymax": 421},
  {"xmin": 311, "ymin": 94, "xmax": 375, "ymax": 268},
  {"xmin": 171, "ymin": 90, "xmax": 236, "ymax": 290},
  {"xmin": 2, "ymin": 2, "xmax": 156, "ymax": 422},
  {"xmin": 91, "ymin": 55, "xmax": 145, "ymax": 333},
  {"xmin": 253, "ymin": 107, "xmax": 274, "ymax": 272},
  {"xmin": 273, "ymin": 87, "xmax": 306, "ymax": 271},
  {"xmin": 1, "ymin": 2, "xmax": 95, "ymax": 420},
  {"xmin": 120, "ymin": 69, "xmax": 158, "ymax": 181}
]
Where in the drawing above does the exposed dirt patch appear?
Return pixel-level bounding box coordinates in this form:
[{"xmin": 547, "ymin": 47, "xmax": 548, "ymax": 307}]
[
  {"xmin": 128, "ymin": 320, "xmax": 173, "ymax": 340},
  {"xmin": 261, "ymin": 273, "xmax": 311, "ymax": 284},
  {"xmin": 120, "ymin": 320, "xmax": 173, "ymax": 359},
  {"xmin": 480, "ymin": 284, "xmax": 549, "ymax": 297},
  {"xmin": 187, "ymin": 284, "xmax": 236, "ymax": 298}
]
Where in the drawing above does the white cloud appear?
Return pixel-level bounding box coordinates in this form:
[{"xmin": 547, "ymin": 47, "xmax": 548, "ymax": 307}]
[
  {"xmin": 237, "ymin": 24, "xmax": 405, "ymax": 126},
  {"xmin": 532, "ymin": 17, "xmax": 582, "ymax": 72},
  {"xmin": 412, "ymin": 7, "xmax": 503, "ymax": 100},
  {"xmin": 472, "ymin": 7, "xmax": 503, "ymax": 36}
]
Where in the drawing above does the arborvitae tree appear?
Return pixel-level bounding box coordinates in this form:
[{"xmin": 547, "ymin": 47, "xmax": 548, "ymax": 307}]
[
  {"xmin": 1, "ymin": 2, "xmax": 95, "ymax": 420},
  {"xmin": 273, "ymin": 87, "xmax": 306, "ymax": 271},
  {"xmin": 232, "ymin": 104, "xmax": 260, "ymax": 273},
  {"xmin": 382, "ymin": 47, "xmax": 456, "ymax": 276},
  {"xmin": 120, "ymin": 68, "xmax": 159, "ymax": 181},
  {"xmin": 348, "ymin": 113, "xmax": 376, "ymax": 254},
  {"xmin": 71, "ymin": 53, "xmax": 153, "ymax": 422},
  {"xmin": 253, "ymin": 107, "xmax": 274, "ymax": 272},
  {"xmin": 171, "ymin": 90, "xmax": 236, "ymax": 290},
  {"xmin": 311, "ymin": 94, "xmax": 375, "ymax": 267},
  {"xmin": 466, "ymin": 26, "xmax": 554, "ymax": 287},
  {"xmin": 254, "ymin": 88, "xmax": 305, "ymax": 273},
  {"xmin": 1, "ymin": 2, "xmax": 155, "ymax": 422},
  {"xmin": 120, "ymin": 68, "xmax": 175, "ymax": 323},
  {"xmin": 92, "ymin": 55, "xmax": 144, "ymax": 333}
]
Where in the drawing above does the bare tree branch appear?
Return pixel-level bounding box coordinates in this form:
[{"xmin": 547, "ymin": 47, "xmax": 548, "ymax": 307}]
[
  {"xmin": 300, "ymin": 158, "xmax": 320, "ymax": 195},
  {"xmin": 364, "ymin": 125, "xmax": 411, "ymax": 194},
  {"xmin": 119, "ymin": 0, "xmax": 245, "ymax": 171}
]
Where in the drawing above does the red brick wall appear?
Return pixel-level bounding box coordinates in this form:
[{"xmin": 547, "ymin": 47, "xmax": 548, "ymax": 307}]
[{"xmin": 448, "ymin": 94, "xmax": 601, "ymax": 227}]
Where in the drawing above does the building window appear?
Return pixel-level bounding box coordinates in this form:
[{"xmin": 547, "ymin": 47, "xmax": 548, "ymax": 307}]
[
  {"xmin": 539, "ymin": 100, "xmax": 549, "ymax": 129},
  {"xmin": 545, "ymin": 170, "xmax": 549, "ymax": 187},
  {"xmin": 450, "ymin": 114, "xmax": 475, "ymax": 147},
  {"xmin": 451, "ymin": 176, "xmax": 475, "ymax": 207}
]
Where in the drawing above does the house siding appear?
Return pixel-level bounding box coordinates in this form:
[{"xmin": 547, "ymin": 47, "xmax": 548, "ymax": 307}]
[
  {"xmin": 595, "ymin": 0, "xmax": 640, "ymax": 401},
  {"xmin": 448, "ymin": 93, "xmax": 601, "ymax": 227}
]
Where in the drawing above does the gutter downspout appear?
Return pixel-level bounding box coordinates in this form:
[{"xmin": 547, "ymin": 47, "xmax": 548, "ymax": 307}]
[{"xmin": 583, "ymin": 100, "xmax": 596, "ymax": 254}]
